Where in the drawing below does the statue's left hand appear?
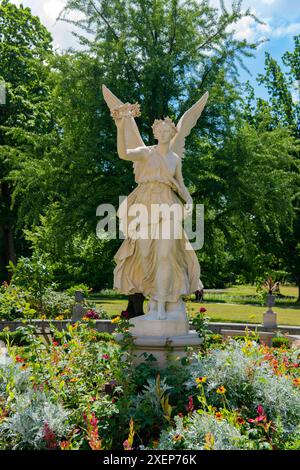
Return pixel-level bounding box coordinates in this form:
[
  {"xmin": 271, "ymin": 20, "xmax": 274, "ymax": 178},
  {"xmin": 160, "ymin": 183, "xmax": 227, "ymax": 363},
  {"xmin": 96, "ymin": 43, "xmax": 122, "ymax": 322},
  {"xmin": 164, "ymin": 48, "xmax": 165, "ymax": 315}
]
[{"xmin": 184, "ymin": 202, "xmax": 193, "ymax": 218}]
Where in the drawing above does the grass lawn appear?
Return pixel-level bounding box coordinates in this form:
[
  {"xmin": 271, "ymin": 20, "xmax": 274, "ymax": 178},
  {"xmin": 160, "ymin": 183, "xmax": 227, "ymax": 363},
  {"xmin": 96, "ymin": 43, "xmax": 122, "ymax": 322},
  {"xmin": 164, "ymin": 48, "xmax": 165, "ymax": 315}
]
[{"xmin": 95, "ymin": 297, "xmax": 300, "ymax": 326}]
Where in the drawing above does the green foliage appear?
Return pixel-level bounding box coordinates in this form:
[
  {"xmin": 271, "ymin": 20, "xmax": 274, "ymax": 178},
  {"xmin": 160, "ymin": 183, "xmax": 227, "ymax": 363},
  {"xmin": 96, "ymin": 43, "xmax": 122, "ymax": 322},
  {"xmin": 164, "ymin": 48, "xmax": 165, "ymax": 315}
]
[
  {"xmin": 191, "ymin": 309, "xmax": 212, "ymax": 349},
  {"xmin": 0, "ymin": 326, "xmax": 34, "ymax": 347},
  {"xmin": 8, "ymin": 255, "xmax": 53, "ymax": 300},
  {"xmin": 0, "ymin": 282, "xmax": 36, "ymax": 320},
  {"xmin": 272, "ymin": 337, "xmax": 290, "ymax": 349},
  {"xmin": 66, "ymin": 284, "xmax": 92, "ymax": 298}
]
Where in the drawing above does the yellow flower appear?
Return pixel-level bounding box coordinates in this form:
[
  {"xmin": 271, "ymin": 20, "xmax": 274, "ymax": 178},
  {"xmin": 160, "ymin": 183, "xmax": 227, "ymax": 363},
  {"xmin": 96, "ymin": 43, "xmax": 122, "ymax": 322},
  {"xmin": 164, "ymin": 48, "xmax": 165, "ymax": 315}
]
[
  {"xmin": 70, "ymin": 377, "xmax": 78, "ymax": 383},
  {"xmin": 196, "ymin": 376, "xmax": 207, "ymax": 384},
  {"xmin": 111, "ymin": 316, "xmax": 121, "ymax": 323},
  {"xmin": 55, "ymin": 315, "xmax": 64, "ymax": 320},
  {"xmin": 40, "ymin": 315, "xmax": 47, "ymax": 320},
  {"xmin": 82, "ymin": 316, "xmax": 89, "ymax": 322},
  {"xmin": 216, "ymin": 386, "xmax": 226, "ymax": 395}
]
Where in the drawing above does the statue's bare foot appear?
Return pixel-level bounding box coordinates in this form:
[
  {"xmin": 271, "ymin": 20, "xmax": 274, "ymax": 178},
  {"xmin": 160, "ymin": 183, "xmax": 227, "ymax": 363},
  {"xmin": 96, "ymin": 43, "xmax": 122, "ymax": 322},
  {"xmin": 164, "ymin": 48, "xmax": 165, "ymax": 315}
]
[{"xmin": 157, "ymin": 302, "xmax": 167, "ymax": 320}]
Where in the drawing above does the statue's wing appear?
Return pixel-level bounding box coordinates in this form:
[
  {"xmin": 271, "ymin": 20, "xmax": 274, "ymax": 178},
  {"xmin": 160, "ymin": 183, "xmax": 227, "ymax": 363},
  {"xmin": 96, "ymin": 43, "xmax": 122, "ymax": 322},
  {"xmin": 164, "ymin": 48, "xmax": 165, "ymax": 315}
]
[
  {"xmin": 170, "ymin": 91, "xmax": 209, "ymax": 158},
  {"xmin": 102, "ymin": 84, "xmax": 145, "ymax": 149}
]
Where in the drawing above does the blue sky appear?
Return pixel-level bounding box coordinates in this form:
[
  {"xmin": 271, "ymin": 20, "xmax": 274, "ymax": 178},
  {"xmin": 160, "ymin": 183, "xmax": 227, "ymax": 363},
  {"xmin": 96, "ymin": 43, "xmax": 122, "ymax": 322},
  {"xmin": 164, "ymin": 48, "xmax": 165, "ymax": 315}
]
[{"xmin": 10, "ymin": 0, "xmax": 300, "ymax": 100}]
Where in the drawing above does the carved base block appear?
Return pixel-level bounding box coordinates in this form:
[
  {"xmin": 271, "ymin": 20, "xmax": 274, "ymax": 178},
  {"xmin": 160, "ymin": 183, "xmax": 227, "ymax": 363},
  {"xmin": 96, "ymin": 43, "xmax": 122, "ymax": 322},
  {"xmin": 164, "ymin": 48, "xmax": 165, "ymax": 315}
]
[
  {"xmin": 263, "ymin": 309, "xmax": 278, "ymax": 329},
  {"xmin": 129, "ymin": 331, "xmax": 203, "ymax": 368}
]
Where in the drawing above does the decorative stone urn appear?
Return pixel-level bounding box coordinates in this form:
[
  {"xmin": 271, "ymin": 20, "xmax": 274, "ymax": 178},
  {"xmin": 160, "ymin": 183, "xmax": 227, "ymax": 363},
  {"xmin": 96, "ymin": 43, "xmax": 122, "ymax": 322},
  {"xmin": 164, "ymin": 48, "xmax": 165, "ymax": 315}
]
[{"xmin": 263, "ymin": 293, "xmax": 278, "ymax": 329}]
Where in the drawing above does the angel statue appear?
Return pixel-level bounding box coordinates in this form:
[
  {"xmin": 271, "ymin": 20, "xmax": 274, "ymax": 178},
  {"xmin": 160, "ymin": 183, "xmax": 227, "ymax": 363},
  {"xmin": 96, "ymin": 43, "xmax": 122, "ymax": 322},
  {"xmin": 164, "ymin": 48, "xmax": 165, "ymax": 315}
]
[{"xmin": 102, "ymin": 85, "xmax": 209, "ymax": 321}]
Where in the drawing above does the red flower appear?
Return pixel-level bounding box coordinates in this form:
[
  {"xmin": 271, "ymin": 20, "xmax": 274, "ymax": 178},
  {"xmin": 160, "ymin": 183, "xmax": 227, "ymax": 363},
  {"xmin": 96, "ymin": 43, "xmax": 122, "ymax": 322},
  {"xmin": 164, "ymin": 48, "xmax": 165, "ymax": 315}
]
[
  {"xmin": 178, "ymin": 412, "xmax": 184, "ymax": 418},
  {"xmin": 121, "ymin": 310, "xmax": 130, "ymax": 318},
  {"xmin": 90, "ymin": 413, "xmax": 98, "ymax": 427},
  {"xmin": 43, "ymin": 422, "xmax": 57, "ymax": 450},
  {"xmin": 102, "ymin": 354, "xmax": 110, "ymax": 360},
  {"xmin": 85, "ymin": 309, "xmax": 100, "ymax": 320},
  {"xmin": 185, "ymin": 396, "xmax": 194, "ymax": 413},
  {"xmin": 15, "ymin": 356, "xmax": 24, "ymax": 363},
  {"xmin": 52, "ymin": 341, "xmax": 59, "ymax": 347},
  {"xmin": 199, "ymin": 307, "xmax": 207, "ymax": 313}
]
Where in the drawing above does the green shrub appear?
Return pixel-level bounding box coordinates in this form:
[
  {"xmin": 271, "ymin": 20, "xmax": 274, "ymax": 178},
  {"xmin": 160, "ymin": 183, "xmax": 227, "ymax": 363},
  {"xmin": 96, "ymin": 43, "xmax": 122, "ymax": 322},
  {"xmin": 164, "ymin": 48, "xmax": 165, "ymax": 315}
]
[
  {"xmin": 66, "ymin": 284, "xmax": 92, "ymax": 298},
  {"xmin": 0, "ymin": 328, "xmax": 34, "ymax": 347},
  {"xmin": 207, "ymin": 334, "xmax": 223, "ymax": 346},
  {"xmin": 0, "ymin": 283, "xmax": 36, "ymax": 320},
  {"xmin": 272, "ymin": 337, "xmax": 290, "ymax": 349}
]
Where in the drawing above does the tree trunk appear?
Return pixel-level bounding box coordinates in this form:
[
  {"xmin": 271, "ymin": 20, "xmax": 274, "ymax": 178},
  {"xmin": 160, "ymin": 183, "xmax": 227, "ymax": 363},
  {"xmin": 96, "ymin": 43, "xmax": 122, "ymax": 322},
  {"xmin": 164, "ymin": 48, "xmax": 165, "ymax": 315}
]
[{"xmin": 0, "ymin": 181, "xmax": 16, "ymax": 281}]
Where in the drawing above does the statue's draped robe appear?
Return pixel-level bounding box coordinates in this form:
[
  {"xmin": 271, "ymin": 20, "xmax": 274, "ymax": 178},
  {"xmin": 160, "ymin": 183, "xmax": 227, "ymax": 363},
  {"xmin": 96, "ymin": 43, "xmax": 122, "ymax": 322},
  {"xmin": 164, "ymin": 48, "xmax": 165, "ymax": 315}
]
[{"xmin": 114, "ymin": 146, "xmax": 201, "ymax": 302}]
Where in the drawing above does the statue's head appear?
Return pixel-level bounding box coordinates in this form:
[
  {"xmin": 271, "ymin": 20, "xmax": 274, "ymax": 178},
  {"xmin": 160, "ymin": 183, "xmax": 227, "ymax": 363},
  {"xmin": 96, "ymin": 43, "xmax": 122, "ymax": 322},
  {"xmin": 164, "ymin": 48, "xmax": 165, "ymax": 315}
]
[{"xmin": 152, "ymin": 117, "xmax": 177, "ymax": 144}]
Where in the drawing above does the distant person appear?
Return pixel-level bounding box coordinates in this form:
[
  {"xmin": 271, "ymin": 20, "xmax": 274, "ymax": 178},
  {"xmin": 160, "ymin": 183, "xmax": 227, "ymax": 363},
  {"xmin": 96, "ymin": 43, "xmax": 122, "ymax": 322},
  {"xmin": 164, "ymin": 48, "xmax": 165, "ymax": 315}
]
[{"xmin": 194, "ymin": 280, "xmax": 204, "ymax": 302}]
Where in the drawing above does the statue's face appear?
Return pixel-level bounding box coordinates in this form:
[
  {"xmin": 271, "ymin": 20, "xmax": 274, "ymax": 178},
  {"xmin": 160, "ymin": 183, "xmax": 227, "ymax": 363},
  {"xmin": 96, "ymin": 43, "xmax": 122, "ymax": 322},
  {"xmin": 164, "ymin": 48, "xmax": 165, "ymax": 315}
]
[{"xmin": 154, "ymin": 123, "xmax": 174, "ymax": 144}]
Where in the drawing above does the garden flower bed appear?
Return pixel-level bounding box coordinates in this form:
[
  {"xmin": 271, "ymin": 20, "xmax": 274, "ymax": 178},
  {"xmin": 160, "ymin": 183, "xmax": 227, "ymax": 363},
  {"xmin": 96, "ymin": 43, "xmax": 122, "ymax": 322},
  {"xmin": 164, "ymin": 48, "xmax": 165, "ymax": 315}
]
[{"xmin": 0, "ymin": 320, "xmax": 299, "ymax": 450}]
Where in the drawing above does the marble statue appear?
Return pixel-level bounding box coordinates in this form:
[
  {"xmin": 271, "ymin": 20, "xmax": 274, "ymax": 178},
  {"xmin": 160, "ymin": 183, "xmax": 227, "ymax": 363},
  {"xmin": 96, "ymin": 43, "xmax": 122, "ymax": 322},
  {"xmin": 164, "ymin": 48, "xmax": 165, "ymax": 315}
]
[{"xmin": 102, "ymin": 85, "xmax": 208, "ymax": 322}]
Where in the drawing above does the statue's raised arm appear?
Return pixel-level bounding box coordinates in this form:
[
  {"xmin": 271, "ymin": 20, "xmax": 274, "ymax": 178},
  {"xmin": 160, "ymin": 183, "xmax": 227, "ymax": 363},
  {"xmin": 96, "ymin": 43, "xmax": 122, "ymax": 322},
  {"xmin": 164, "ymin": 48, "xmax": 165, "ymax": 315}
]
[
  {"xmin": 102, "ymin": 85, "xmax": 146, "ymax": 161},
  {"xmin": 170, "ymin": 91, "xmax": 209, "ymax": 158}
]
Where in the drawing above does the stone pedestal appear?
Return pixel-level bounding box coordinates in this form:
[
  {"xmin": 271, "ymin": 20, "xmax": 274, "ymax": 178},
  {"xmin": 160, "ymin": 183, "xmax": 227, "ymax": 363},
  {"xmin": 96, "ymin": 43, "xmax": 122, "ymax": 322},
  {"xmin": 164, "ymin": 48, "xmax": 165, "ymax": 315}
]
[
  {"xmin": 123, "ymin": 299, "xmax": 202, "ymax": 368},
  {"xmin": 263, "ymin": 308, "xmax": 277, "ymax": 329}
]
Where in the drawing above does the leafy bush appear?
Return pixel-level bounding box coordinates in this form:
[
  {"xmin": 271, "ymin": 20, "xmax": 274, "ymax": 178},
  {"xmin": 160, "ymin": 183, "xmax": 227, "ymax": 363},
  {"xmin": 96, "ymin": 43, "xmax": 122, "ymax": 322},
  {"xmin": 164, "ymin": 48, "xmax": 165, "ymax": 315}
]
[
  {"xmin": 66, "ymin": 284, "xmax": 92, "ymax": 298},
  {"xmin": 0, "ymin": 327, "xmax": 34, "ymax": 346},
  {"xmin": 272, "ymin": 337, "xmax": 290, "ymax": 349},
  {"xmin": 156, "ymin": 412, "xmax": 250, "ymax": 450},
  {"xmin": 8, "ymin": 256, "xmax": 53, "ymax": 301},
  {"xmin": 2, "ymin": 391, "xmax": 70, "ymax": 449},
  {"xmin": 0, "ymin": 283, "xmax": 36, "ymax": 320},
  {"xmin": 187, "ymin": 340, "xmax": 300, "ymax": 437}
]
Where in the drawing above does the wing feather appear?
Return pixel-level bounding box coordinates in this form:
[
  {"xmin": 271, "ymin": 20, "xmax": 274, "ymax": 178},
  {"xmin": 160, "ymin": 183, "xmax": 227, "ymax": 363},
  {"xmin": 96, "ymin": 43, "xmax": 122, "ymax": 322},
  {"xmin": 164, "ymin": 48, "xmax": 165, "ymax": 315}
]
[
  {"xmin": 170, "ymin": 91, "xmax": 209, "ymax": 158},
  {"xmin": 102, "ymin": 84, "xmax": 145, "ymax": 149}
]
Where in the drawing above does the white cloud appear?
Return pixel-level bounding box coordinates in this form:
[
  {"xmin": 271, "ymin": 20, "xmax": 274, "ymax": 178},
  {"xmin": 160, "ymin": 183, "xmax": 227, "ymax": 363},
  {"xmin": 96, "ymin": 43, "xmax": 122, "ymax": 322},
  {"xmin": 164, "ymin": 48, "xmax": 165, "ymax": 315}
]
[
  {"xmin": 232, "ymin": 16, "xmax": 257, "ymax": 41},
  {"xmin": 272, "ymin": 22, "xmax": 300, "ymax": 37},
  {"xmin": 43, "ymin": 0, "xmax": 65, "ymax": 22}
]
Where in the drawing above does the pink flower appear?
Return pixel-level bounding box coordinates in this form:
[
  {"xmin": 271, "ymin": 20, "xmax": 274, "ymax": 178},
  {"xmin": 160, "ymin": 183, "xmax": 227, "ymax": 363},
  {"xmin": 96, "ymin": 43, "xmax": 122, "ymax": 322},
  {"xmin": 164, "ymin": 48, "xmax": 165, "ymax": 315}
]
[
  {"xmin": 102, "ymin": 354, "xmax": 110, "ymax": 360},
  {"xmin": 257, "ymin": 405, "xmax": 265, "ymax": 416},
  {"xmin": 248, "ymin": 405, "xmax": 267, "ymax": 424},
  {"xmin": 123, "ymin": 439, "xmax": 132, "ymax": 450}
]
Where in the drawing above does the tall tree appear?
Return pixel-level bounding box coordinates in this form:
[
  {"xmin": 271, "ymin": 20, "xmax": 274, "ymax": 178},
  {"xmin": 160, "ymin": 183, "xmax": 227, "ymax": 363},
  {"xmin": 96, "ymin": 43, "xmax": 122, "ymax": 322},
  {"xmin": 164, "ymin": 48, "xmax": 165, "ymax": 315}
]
[
  {"xmin": 0, "ymin": 0, "xmax": 53, "ymax": 279},
  {"xmin": 247, "ymin": 36, "xmax": 300, "ymax": 300}
]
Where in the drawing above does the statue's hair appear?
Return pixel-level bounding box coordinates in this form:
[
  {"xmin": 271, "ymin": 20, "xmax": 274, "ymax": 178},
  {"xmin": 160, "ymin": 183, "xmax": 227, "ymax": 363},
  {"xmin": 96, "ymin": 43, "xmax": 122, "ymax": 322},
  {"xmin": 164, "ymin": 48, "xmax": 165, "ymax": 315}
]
[{"xmin": 152, "ymin": 116, "xmax": 177, "ymax": 136}]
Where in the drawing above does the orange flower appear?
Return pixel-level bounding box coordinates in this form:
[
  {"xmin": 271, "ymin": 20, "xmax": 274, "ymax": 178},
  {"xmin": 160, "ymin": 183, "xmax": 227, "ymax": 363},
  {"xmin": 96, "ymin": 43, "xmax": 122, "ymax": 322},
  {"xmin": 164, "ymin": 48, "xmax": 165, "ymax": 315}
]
[
  {"xmin": 173, "ymin": 434, "xmax": 183, "ymax": 441},
  {"xmin": 60, "ymin": 440, "xmax": 71, "ymax": 450},
  {"xmin": 236, "ymin": 417, "xmax": 245, "ymax": 425},
  {"xmin": 215, "ymin": 412, "xmax": 222, "ymax": 420},
  {"xmin": 293, "ymin": 378, "xmax": 300, "ymax": 387},
  {"xmin": 216, "ymin": 386, "xmax": 226, "ymax": 395}
]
